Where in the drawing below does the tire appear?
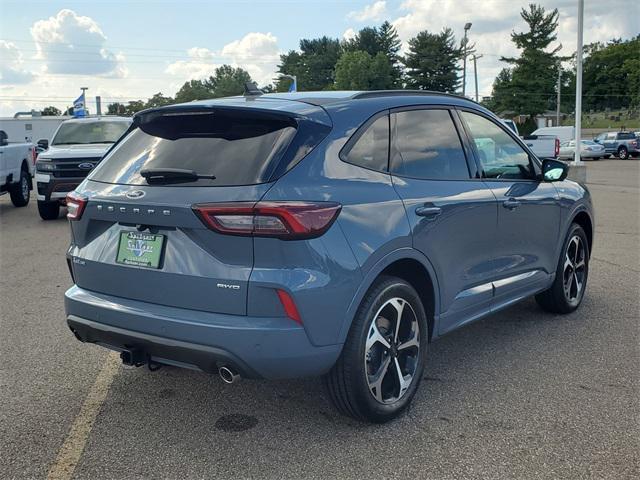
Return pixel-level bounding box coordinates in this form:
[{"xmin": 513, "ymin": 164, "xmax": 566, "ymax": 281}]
[
  {"xmin": 325, "ymin": 276, "xmax": 428, "ymax": 423},
  {"xmin": 536, "ymin": 223, "xmax": 589, "ymax": 314},
  {"xmin": 9, "ymin": 168, "xmax": 30, "ymax": 207},
  {"xmin": 38, "ymin": 200, "xmax": 60, "ymax": 220},
  {"xmin": 618, "ymin": 146, "xmax": 629, "ymax": 159}
]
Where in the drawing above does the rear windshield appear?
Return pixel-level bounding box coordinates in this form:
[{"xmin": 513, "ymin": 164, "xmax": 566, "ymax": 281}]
[
  {"xmin": 90, "ymin": 110, "xmax": 301, "ymax": 186},
  {"xmin": 52, "ymin": 121, "xmax": 130, "ymax": 145}
]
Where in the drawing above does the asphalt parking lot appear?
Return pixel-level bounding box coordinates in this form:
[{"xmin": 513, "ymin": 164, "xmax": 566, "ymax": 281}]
[{"xmin": 1, "ymin": 160, "xmax": 638, "ymax": 479}]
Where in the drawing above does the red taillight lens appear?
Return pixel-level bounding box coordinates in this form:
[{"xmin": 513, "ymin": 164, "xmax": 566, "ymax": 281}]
[
  {"xmin": 193, "ymin": 201, "xmax": 341, "ymax": 239},
  {"xmin": 555, "ymin": 138, "xmax": 560, "ymax": 157},
  {"xmin": 66, "ymin": 191, "xmax": 87, "ymax": 221},
  {"xmin": 276, "ymin": 289, "xmax": 302, "ymax": 325}
]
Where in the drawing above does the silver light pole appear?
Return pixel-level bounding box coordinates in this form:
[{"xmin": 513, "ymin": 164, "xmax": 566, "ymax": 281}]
[
  {"xmin": 462, "ymin": 23, "xmax": 472, "ymax": 97},
  {"xmin": 573, "ymin": 0, "xmax": 584, "ymax": 165}
]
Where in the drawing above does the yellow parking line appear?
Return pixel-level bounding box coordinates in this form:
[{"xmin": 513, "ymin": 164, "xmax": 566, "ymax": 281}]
[{"xmin": 47, "ymin": 351, "xmax": 121, "ymax": 480}]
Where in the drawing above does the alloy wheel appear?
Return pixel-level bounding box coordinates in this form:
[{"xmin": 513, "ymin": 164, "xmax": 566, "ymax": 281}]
[
  {"xmin": 364, "ymin": 297, "xmax": 420, "ymax": 404},
  {"xmin": 20, "ymin": 174, "xmax": 29, "ymax": 200},
  {"xmin": 563, "ymin": 235, "xmax": 586, "ymax": 304}
]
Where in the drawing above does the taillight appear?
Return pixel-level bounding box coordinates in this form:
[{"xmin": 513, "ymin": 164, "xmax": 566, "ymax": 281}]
[
  {"xmin": 66, "ymin": 191, "xmax": 87, "ymax": 220},
  {"xmin": 32, "ymin": 147, "xmax": 37, "ymax": 165},
  {"xmin": 276, "ymin": 289, "xmax": 302, "ymax": 325},
  {"xmin": 555, "ymin": 138, "xmax": 560, "ymax": 157},
  {"xmin": 193, "ymin": 201, "xmax": 341, "ymax": 239}
]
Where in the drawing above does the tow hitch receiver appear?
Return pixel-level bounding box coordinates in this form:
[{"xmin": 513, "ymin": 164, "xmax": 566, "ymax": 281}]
[{"xmin": 120, "ymin": 348, "xmax": 146, "ymax": 366}]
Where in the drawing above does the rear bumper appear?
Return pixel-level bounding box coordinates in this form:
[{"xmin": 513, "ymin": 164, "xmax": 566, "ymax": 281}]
[{"xmin": 64, "ymin": 285, "xmax": 342, "ymax": 379}]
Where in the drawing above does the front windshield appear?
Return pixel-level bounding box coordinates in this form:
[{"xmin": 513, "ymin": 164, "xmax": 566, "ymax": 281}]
[{"xmin": 52, "ymin": 121, "xmax": 130, "ymax": 145}]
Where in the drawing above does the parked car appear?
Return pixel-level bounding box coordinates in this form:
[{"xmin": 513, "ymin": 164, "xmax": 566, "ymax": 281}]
[
  {"xmin": 531, "ymin": 126, "xmax": 575, "ymax": 143},
  {"xmin": 558, "ymin": 140, "xmax": 605, "ymax": 160},
  {"xmin": 0, "ymin": 130, "xmax": 35, "ymax": 207},
  {"xmin": 64, "ymin": 91, "xmax": 594, "ymax": 423},
  {"xmin": 593, "ymin": 131, "xmax": 639, "ymax": 159},
  {"xmin": 521, "ymin": 133, "xmax": 559, "ymax": 160},
  {"xmin": 35, "ymin": 116, "xmax": 131, "ymax": 220}
]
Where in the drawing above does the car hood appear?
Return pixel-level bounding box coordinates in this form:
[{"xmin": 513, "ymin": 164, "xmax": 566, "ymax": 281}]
[{"xmin": 39, "ymin": 143, "xmax": 112, "ymax": 159}]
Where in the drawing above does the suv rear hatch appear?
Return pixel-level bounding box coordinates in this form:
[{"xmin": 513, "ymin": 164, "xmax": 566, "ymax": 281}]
[{"xmin": 68, "ymin": 101, "xmax": 331, "ymax": 316}]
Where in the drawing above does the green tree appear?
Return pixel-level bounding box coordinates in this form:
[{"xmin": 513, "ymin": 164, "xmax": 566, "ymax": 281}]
[
  {"xmin": 403, "ymin": 28, "xmax": 461, "ymax": 92},
  {"xmin": 41, "ymin": 106, "xmax": 61, "ymax": 116},
  {"xmin": 106, "ymin": 102, "xmax": 126, "ymax": 115},
  {"xmin": 174, "ymin": 79, "xmax": 212, "ymax": 103},
  {"xmin": 334, "ymin": 51, "xmax": 393, "ymax": 90},
  {"xmin": 204, "ymin": 65, "xmax": 253, "ymax": 97},
  {"xmin": 276, "ymin": 37, "xmax": 341, "ymax": 91},
  {"xmin": 492, "ymin": 4, "xmax": 563, "ymax": 118},
  {"xmin": 342, "ymin": 22, "xmax": 403, "ymax": 88},
  {"xmin": 145, "ymin": 92, "xmax": 174, "ymax": 109},
  {"xmin": 124, "ymin": 100, "xmax": 145, "ymax": 116}
]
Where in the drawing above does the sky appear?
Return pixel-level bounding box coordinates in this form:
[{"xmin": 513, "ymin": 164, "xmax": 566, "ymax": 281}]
[{"xmin": 0, "ymin": 0, "xmax": 637, "ymax": 116}]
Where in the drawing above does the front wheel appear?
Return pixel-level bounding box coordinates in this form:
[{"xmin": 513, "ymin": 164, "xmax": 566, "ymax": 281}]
[
  {"xmin": 38, "ymin": 200, "xmax": 60, "ymax": 220},
  {"xmin": 325, "ymin": 276, "xmax": 428, "ymax": 423},
  {"xmin": 536, "ymin": 223, "xmax": 589, "ymax": 314},
  {"xmin": 618, "ymin": 147, "xmax": 629, "ymax": 159},
  {"xmin": 9, "ymin": 169, "xmax": 30, "ymax": 207}
]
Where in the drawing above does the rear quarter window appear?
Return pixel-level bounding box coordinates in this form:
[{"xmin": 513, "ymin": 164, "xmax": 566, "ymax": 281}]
[{"xmin": 90, "ymin": 110, "xmax": 310, "ymax": 186}]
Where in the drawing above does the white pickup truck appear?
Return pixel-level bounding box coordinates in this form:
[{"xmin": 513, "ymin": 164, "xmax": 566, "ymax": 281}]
[
  {"xmin": 501, "ymin": 120, "xmax": 563, "ymax": 160},
  {"xmin": 0, "ymin": 130, "xmax": 35, "ymax": 207}
]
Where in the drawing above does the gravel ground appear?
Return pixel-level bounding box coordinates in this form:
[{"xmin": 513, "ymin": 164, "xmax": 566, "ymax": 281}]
[{"xmin": 1, "ymin": 160, "xmax": 638, "ymax": 479}]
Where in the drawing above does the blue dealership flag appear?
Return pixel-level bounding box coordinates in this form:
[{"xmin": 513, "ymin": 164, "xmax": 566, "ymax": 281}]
[
  {"xmin": 73, "ymin": 93, "xmax": 86, "ymax": 117},
  {"xmin": 288, "ymin": 77, "xmax": 297, "ymax": 93}
]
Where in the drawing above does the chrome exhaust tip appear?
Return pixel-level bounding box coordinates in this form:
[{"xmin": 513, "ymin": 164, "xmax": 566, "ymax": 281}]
[{"xmin": 219, "ymin": 366, "xmax": 240, "ymax": 384}]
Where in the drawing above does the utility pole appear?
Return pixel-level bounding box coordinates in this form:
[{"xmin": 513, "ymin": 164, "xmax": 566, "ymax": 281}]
[
  {"xmin": 462, "ymin": 23, "xmax": 472, "ymax": 97},
  {"xmin": 556, "ymin": 68, "xmax": 561, "ymax": 126},
  {"xmin": 574, "ymin": 0, "xmax": 584, "ymax": 165},
  {"xmin": 472, "ymin": 54, "xmax": 483, "ymax": 102}
]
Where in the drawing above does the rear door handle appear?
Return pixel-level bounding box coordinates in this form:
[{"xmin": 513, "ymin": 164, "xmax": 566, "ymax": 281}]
[
  {"xmin": 415, "ymin": 206, "xmax": 442, "ymax": 218},
  {"xmin": 503, "ymin": 198, "xmax": 520, "ymax": 210}
]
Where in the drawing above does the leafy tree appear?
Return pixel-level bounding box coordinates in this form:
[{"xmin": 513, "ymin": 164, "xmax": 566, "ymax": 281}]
[
  {"xmin": 403, "ymin": 28, "xmax": 461, "ymax": 92},
  {"xmin": 204, "ymin": 65, "xmax": 253, "ymax": 98},
  {"xmin": 124, "ymin": 100, "xmax": 145, "ymax": 116},
  {"xmin": 335, "ymin": 51, "xmax": 393, "ymax": 90},
  {"xmin": 276, "ymin": 37, "xmax": 341, "ymax": 91},
  {"xmin": 106, "ymin": 102, "xmax": 126, "ymax": 115},
  {"xmin": 342, "ymin": 21, "xmax": 403, "ymax": 88},
  {"xmin": 145, "ymin": 92, "xmax": 174, "ymax": 109},
  {"xmin": 174, "ymin": 79, "xmax": 212, "ymax": 103},
  {"xmin": 41, "ymin": 106, "xmax": 61, "ymax": 116},
  {"xmin": 492, "ymin": 4, "xmax": 563, "ymax": 117}
]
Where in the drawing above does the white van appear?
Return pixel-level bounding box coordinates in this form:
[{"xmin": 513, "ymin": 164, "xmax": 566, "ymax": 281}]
[{"xmin": 531, "ymin": 126, "xmax": 575, "ymax": 143}]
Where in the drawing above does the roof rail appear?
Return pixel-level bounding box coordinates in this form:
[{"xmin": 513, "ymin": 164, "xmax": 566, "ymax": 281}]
[{"xmin": 352, "ymin": 90, "xmax": 478, "ymax": 104}]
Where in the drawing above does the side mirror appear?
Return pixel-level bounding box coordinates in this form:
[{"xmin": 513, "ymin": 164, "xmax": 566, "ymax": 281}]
[
  {"xmin": 37, "ymin": 138, "xmax": 49, "ymax": 150},
  {"xmin": 542, "ymin": 158, "xmax": 568, "ymax": 182}
]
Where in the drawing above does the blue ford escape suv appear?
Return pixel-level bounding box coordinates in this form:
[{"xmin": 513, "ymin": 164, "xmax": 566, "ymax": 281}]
[{"xmin": 65, "ymin": 90, "xmax": 593, "ymax": 423}]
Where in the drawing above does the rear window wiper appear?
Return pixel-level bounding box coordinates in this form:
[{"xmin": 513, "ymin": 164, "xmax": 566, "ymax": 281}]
[{"xmin": 140, "ymin": 167, "xmax": 216, "ymax": 184}]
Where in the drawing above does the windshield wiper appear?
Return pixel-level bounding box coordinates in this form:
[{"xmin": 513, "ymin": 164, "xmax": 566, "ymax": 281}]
[{"xmin": 140, "ymin": 167, "xmax": 216, "ymax": 184}]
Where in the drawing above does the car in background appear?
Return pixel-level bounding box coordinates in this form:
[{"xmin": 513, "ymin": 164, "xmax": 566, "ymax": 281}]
[
  {"xmin": 501, "ymin": 118, "xmax": 519, "ymax": 135},
  {"xmin": 64, "ymin": 90, "xmax": 594, "ymax": 423},
  {"xmin": 558, "ymin": 140, "xmax": 605, "ymax": 161},
  {"xmin": 531, "ymin": 126, "xmax": 575, "ymax": 143},
  {"xmin": 35, "ymin": 116, "xmax": 131, "ymax": 220},
  {"xmin": 0, "ymin": 130, "xmax": 35, "ymax": 207},
  {"xmin": 593, "ymin": 131, "xmax": 639, "ymax": 159}
]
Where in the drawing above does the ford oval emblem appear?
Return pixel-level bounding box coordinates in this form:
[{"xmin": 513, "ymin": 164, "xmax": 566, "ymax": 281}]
[
  {"xmin": 126, "ymin": 190, "xmax": 146, "ymax": 199},
  {"xmin": 78, "ymin": 162, "xmax": 95, "ymax": 170}
]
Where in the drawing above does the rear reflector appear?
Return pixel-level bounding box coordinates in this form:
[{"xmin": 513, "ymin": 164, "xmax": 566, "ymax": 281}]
[
  {"xmin": 193, "ymin": 201, "xmax": 341, "ymax": 239},
  {"xmin": 554, "ymin": 138, "xmax": 560, "ymax": 157},
  {"xmin": 66, "ymin": 191, "xmax": 87, "ymax": 221},
  {"xmin": 276, "ymin": 289, "xmax": 302, "ymax": 325}
]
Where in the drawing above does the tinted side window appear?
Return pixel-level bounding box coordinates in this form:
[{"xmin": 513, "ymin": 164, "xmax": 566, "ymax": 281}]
[
  {"xmin": 618, "ymin": 132, "xmax": 634, "ymax": 140},
  {"xmin": 461, "ymin": 111, "xmax": 534, "ymax": 180},
  {"xmin": 342, "ymin": 115, "xmax": 389, "ymax": 171},
  {"xmin": 390, "ymin": 109, "xmax": 469, "ymax": 180}
]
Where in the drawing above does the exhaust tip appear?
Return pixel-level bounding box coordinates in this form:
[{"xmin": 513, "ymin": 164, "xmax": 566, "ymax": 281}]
[{"xmin": 219, "ymin": 366, "xmax": 240, "ymax": 384}]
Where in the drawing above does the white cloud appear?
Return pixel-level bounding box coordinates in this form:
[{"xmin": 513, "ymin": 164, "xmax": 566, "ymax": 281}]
[
  {"xmin": 30, "ymin": 9, "xmax": 127, "ymax": 77},
  {"xmin": 0, "ymin": 41, "xmax": 34, "ymax": 84},
  {"xmin": 165, "ymin": 47, "xmax": 220, "ymax": 80},
  {"xmin": 221, "ymin": 32, "xmax": 280, "ymax": 86},
  {"xmin": 343, "ymin": 28, "xmax": 357, "ymax": 41},
  {"xmin": 348, "ymin": 1, "xmax": 387, "ymax": 22}
]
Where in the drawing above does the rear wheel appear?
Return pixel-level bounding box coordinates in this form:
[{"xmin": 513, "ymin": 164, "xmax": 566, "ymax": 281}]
[
  {"xmin": 618, "ymin": 146, "xmax": 629, "ymax": 159},
  {"xmin": 325, "ymin": 276, "xmax": 428, "ymax": 423},
  {"xmin": 38, "ymin": 200, "xmax": 60, "ymax": 220},
  {"xmin": 536, "ymin": 223, "xmax": 589, "ymax": 314},
  {"xmin": 9, "ymin": 168, "xmax": 30, "ymax": 207}
]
